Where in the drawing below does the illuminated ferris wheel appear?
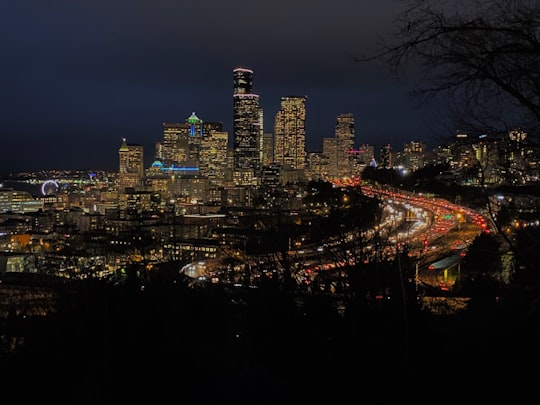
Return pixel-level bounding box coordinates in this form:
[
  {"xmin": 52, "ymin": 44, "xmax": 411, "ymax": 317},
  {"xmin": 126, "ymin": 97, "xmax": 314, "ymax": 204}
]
[{"xmin": 41, "ymin": 179, "xmax": 59, "ymax": 196}]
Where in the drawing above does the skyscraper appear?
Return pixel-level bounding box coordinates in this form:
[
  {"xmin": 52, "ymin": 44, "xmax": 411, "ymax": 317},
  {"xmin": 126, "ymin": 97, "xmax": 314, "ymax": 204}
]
[
  {"xmin": 159, "ymin": 121, "xmax": 191, "ymax": 168},
  {"xmin": 322, "ymin": 113, "xmax": 356, "ymax": 179},
  {"xmin": 335, "ymin": 113, "xmax": 355, "ymax": 178},
  {"xmin": 200, "ymin": 128, "xmax": 229, "ymax": 186},
  {"xmin": 273, "ymin": 96, "xmax": 307, "ymax": 170},
  {"xmin": 157, "ymin": 112, "xmax": 209, "ymax": 173},
  {"xmin": 322, "ymin": 137, "xmax": 338, "ymax": 178},
  {"xmin": 261, "ymin": 132, "xmax": 274, "ymax": 166},
  {"xmin": 232, "ymin": 67, "xmax": 263, "ymax": 175},
  {"xmin": 118, "ymin": 138, "xmax": 144, "ymax": 191}
]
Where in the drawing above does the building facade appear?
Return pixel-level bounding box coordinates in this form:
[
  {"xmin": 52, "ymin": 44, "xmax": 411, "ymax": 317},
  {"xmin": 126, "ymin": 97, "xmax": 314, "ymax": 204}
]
[
  {"xmin": 335, "ymin": 113, "xmax": 355, "ymax": 178},
  {"xmin": 273, "ymin": 96, "xmax": 307, "ymax": 170},
  {"xmin": 118, "ymin": 138, "xmax": 144, "ymax": 191},
  {"xmin": 232, "ymin": 67, "xmax": 264, "ymax": 178}
]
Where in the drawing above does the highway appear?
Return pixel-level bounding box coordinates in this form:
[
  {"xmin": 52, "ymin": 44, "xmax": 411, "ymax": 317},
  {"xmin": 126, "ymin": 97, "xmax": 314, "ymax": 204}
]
[
  {"xmin": 287, "ymin": 184, "xmax": 489, "ymax": 292},
  {"xmin": 182, "ymin": 183, "xmax": 490, "ymax": 294}
]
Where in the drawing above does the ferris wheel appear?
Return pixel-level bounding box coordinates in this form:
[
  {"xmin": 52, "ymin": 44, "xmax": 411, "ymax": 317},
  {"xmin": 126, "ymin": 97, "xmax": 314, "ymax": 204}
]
[{"xmin": 41, "ymin": 179, "xmax": 59, "ymax": 196}]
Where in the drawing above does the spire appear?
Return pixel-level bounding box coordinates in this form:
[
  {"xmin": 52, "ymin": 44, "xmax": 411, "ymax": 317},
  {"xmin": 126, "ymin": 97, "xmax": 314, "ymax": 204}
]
[
  {"xmin": 119, "ymin": 137, "xmax": 129, "ymax": 151},
  {"xmin": 187, "ymin": 112, "xmax": 203, "ymax": 137}
]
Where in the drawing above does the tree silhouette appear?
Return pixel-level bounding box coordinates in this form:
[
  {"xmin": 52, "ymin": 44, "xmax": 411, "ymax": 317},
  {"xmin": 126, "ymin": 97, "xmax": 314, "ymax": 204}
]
[
  {"xmin": 360, "ymin": 0, "xmax": 540, "ymax": 136},
  {"xmin": 359, "ymin": 0, "xmax": 540, "ymax": 283},
  {"xmin": 461, "ymin": 232, "xmax": 501, "ymax": 276}
]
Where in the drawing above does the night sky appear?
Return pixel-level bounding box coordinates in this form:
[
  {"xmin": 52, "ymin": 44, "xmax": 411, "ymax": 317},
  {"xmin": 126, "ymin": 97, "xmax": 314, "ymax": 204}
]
[{"xmin": 0, "ymin": 0, "xmax": 449, "ymax": 174}]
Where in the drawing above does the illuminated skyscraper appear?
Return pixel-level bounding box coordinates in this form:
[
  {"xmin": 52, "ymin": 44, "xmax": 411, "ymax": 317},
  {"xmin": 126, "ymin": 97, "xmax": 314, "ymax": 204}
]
[
  {"xmin": 232, "ymin": 67, "xmax": 263, "ymax": 174},
  {"xmin": 322, "ymin": 137, "xmax": 338, "ymax": 178},
  {"xmin": 335, "ymin": 113, "xmax": 355, "ymax": 178},
  {"xmin": 322, "ymin": 113, "xmax": 356, "ymax": 179},
  {"xmin": 185, "ymin": 112, "xmax": 204, "ymax": 167},
  {"xmin": 273, "ymin": 96, "xmax": 307, "ymax": 170},
  {"xmin": 200, "ymin": 128, "xmax": 229, "ymax": 186},
  {"xmin": 159, "ymin": 122, "xmax": 190, "ymax": 168},
  {"xmin": 261, "ymin": 132, "xmax": 274, "ymax": 166},
  {"xmin": 157, "ymin": 112, "xmax": 210, "ymax": 173},
  {"xmin": 118, "ymin": 138, "xmax": 144, "ymax": 190}
]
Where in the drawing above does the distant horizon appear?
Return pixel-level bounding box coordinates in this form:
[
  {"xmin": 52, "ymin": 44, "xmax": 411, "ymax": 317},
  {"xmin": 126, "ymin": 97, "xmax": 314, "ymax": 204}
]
[
  {"xmin": 1, "ymin": 1, "xmax": 454, "ymax": 174},
  {"xmin": 0, "ymin": 134, "xmax": 447, "ymax": 177}
]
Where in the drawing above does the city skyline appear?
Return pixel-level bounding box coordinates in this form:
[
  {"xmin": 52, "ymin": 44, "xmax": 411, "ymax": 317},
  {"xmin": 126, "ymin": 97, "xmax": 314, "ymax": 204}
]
[{"xmin": 1, "ymin": 1, "xmax": 450, "ymax": 174}]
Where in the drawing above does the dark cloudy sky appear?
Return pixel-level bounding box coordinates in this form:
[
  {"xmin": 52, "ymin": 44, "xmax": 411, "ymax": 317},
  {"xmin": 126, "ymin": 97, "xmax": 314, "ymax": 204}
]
[{"xmin": 0, "ymin": 0, "xmax": 448, "ymax": 174}]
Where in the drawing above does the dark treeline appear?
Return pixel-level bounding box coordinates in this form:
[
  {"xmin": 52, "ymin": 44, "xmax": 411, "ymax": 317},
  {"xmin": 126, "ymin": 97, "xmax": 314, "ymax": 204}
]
[{"xmin": 1, "ymin": 256, "xmax": 539, "ymax": 403}]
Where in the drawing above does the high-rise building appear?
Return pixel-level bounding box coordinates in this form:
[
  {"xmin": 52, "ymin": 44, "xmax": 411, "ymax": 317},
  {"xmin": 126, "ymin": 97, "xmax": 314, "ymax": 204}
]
[
  {"xmin": 232, "ymin": 67, "xmax": 263, "ymax": 175},
  {"xmin": 261, "ymin": 132, "xmax": 274, "ymax": 166},
  {"xmin": 321, "ymin": 113, "xmax": 356, "ymax": 179},
  {"xmin": 157, "ymin": 112, "xmax": 207, "ymax": 172},
  {"xmin": 185, "ymin": 111, "xmax": 204, "ymax": 166},
  {"xmin": 118, "ymin": 138, "xmax": 144, "ymax": 191},
  {"xmin": 273, "ymin": 96, "xmax": 307, "ymax": 170},
  {"xmin": 158, "ymin": 122, "xmax": 191, "ymax": 168},
  {"xmin": 335, "ymin": 113, "xmax": 355, "ymax": 178},
  {"xmin": 200, "ymin": 129, "xmax": 229, "ymax": 186},
  {"xmin": 322, "ymin": 137, "xmax": 338, "ymax": 178},
  {"xmin": 150, "ymin": 113, "xmax": 227, "ymax": 202}
]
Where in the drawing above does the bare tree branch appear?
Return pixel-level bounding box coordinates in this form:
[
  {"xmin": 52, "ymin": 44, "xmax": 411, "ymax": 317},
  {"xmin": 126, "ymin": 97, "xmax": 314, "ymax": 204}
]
[{"xmin": 358, "ymin": 0, "xmax": 540, "ymax": 137}]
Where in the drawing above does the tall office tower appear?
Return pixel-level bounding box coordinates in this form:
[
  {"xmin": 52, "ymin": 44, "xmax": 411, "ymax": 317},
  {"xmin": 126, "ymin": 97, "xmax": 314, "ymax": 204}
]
[
  {"xmin": 201, "ymin": 119, "xmax": 225, "ymax": 178},
  {"xmin": 157, "ymin": 112, "xmax": 208, "ymax": 172},
  {"xmin": 186, "ymin": 112, "xmax": 204, "ymax": 164},
  {"xmin": 322, "ymin": 137, "xmax": 339, "ymax": 178},
  {"xmin": 200, "ymin": 129, "xmax": 229, "ymax": 185},
  {"xmin": 273, "ymin": 96, "xmax": 307, "ymax": 170},
  {"xmin": 159, "ymin": 122, "xmax": 190, "ymax": 168},
  {"xmin": 261, "ymin": 132, "xmax": 274, "ymax": 166},
  {"xmin": 118, "ymin": 138, "xmax": 144, "ymax": 191},
  {"xmin": 232, "ymin": 67, "xmax": 264, "ymax": 174},
  {"xmin": 335, "ymin": 113, "xmax": 355, "ymax": 178}
]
